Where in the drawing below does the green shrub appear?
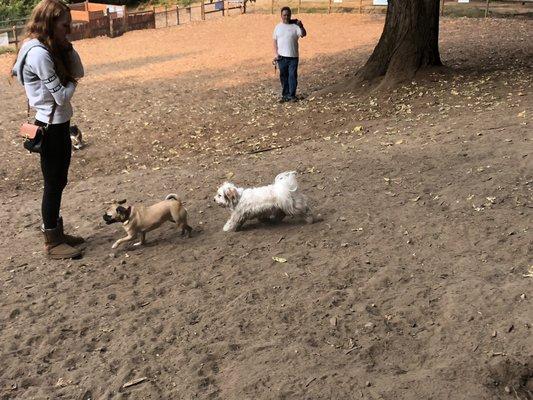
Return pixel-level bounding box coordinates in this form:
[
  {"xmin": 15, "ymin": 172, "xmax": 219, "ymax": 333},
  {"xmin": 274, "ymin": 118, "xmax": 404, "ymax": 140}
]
[{"xmin": 0, "ymin": 0, "xmax": 37, "ymax": 21}]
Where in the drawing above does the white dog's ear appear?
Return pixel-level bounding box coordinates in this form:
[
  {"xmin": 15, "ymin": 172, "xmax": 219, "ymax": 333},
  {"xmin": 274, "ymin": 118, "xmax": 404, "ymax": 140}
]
[
  {"xmin": 276, "ymin": 171, "xmax": 298, "ymax": 192},
  {"xmin": 224, "ymin": 187, "xmax": 239, "ymax": 206}
]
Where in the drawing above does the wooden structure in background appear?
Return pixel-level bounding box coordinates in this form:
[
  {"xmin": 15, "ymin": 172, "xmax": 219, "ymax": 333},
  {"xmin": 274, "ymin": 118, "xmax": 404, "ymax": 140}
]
[{"xmin": 69, "ymin": 1, "xmax": 110, "ymax": 22}]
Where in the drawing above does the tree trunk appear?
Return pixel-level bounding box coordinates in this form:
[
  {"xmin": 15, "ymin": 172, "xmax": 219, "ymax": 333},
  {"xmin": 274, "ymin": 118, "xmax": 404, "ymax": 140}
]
[{"xmin": 357, "ymin": 0, "xmax": 442, "ymax": 86}]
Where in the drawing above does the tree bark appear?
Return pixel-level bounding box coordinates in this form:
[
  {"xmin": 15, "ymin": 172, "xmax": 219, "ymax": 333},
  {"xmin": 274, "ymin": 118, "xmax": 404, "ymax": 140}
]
[{"xmin": 357, "ymin": 0, "xmax": 442, "ymax": 86}]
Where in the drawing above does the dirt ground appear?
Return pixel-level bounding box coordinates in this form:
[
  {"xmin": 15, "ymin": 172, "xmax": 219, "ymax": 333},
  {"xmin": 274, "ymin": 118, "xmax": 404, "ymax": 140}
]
[{"xmin": 0, "ymin": 13, "xmax": 532, "ymax": 400}]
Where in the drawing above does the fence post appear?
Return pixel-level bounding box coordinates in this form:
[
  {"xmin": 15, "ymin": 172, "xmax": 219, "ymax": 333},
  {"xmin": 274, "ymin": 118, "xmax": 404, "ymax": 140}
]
[
  {"xmin": 271, "ymin": 0, "xmax": 274, "ymax": 14},
  {"xmin": 222, "ymin": 1, "xmax": 225, "ymax": 16},
  {"xmin": 109, "ymin": 13, "xmax": 114, "ymax": 37},
  {"xmin": 297, "ymin": 0, "xmax": 301, "ymax": 14},
  {"xmin": 484, "ymin": 0, "xmax": 490, "ymax": 17},
  {"xmin": 13, "ymin": 25, "xmax": 18, "ymax": 50},
  {"xmin": 123, "ymin": 6, "xmax": 128, "ymax": 32},
  {"xmin": 440, "ymin": 0, "xmax": 444, "ymax": 16},
  {"xmin": 359, "ymin": 0, "xmax": 362, "ymax": 13},
  {"xmin": 328, "ymin": 0, "xmax": 332, "ymax": 14},
  {"xmin": 201, "ymin": 0, "xmax": 205, "ymax": 20},
  {"xmin": 176, "ymin": 5, "xmax": 180, "ymax": 25}
]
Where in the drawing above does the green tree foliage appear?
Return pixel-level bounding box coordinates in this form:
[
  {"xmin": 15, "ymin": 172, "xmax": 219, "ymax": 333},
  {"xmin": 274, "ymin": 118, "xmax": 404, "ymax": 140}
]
[{"xmin": 0, "ymin": 0, "xmax": 38, "ymax": 21}]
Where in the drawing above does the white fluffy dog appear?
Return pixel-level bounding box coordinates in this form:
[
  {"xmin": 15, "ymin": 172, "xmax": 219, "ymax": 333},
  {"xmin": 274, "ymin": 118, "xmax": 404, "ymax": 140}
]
[{"xmin": 214, "ymin": 171, "xmax": 316, "ymax": 232}]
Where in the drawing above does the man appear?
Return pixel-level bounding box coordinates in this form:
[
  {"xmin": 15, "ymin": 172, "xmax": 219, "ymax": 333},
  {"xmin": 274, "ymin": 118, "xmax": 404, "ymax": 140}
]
[{"xmin": 273, "ymin": 7, "xmax": 306, "ymax": 103}]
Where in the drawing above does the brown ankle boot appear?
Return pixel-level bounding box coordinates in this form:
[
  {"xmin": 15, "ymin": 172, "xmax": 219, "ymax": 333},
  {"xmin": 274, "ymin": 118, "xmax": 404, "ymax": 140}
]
[
  {"xmin": 42, "ymin": 226, "xmax": 82, "ymax": 260},
  {"xmin": 58, "ymin": 217, "xmax": 85, "ymax": 247}
]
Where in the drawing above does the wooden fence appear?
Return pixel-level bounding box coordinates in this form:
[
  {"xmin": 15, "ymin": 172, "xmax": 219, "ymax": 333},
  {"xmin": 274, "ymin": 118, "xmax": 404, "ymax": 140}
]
[
  {"xmin": 0, "ymin": 25, "xmax": 23, "ymax": 48},
  {"xmin": 67, "ymin": 10, "xmax": 155, "ymax": 41},
  {"xmin": 0, "ymin": 0, "xmax": 243, "ymax": 49},
  {"xmin": 128, "ymin": 10, "xmax": 157, "ymax": 31},
  {"xmin": 0, "ymin": 10, "xmax": 156, "ymax": 48},
  {"xmin": 69, "ymin": 14, "xmax": 113, "ymax": 41},
  {"xmin": 260, "ymin": 0, "xmax": 532, "ymax": 15},
  {"xmin": 152, "ymin": 1, "xmax": 244, "ymax": 29}
]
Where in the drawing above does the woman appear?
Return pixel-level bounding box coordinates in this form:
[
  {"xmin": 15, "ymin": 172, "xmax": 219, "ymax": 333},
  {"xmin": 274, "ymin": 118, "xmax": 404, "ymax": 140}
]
[{"xmin": 12, "ymin": 0, "xmax": 85, "ymax": 259}]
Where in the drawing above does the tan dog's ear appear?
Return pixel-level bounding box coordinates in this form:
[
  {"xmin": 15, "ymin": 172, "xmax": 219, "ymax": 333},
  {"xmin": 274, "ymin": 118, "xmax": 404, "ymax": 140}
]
[
  {"xmin": 117, "ymin": 199, "xmax": 127, "ymax": 205},
  {"xmin": 116, "ymin": 205, "xmax": 132, "ymax": 221}
]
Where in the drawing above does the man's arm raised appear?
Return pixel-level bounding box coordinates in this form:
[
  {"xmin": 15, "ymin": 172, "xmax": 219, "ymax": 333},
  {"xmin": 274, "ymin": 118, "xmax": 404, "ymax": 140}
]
[{"xmin": 297, "ymin": 20, "xmax": 307, "ymax": 38}]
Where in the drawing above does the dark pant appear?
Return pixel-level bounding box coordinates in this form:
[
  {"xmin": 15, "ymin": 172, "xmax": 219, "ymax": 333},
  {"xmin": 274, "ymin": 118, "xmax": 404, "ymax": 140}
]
[
  {"xmin": 278, "ymin": 56, "xmax": 299, "ymax": 99},
  {"xmin": 36, "ymin": 120, "xmax": 71, "ymax": 229}
]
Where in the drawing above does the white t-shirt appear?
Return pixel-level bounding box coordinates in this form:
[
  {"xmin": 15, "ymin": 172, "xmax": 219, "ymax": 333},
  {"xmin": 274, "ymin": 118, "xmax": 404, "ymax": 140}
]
[{"xmin": 273, "ymin": 22, "xmax": 303, "ymax": 58}]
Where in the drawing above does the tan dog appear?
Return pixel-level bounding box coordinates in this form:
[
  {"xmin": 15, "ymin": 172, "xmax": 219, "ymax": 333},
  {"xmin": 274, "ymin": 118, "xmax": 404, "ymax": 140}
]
[{"xmin": 103, "ymin": 194, "xmax": 192, "ymax": 249}]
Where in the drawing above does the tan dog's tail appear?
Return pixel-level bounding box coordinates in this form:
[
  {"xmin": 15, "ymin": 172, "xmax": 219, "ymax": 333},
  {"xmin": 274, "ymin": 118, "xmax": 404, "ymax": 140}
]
[
  {"xmin": 165, "ymin": 193, "xmax": 181, "ymax": 202},
  {"xmin": 167, "ymin": 194, "xmax": 192, "ymax": 237}
]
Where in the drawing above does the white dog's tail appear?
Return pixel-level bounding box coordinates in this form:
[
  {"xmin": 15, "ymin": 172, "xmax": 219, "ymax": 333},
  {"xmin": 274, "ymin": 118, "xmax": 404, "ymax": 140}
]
[
  {"xmin": 275, "ymin": 171, "xmax": 298, "ymax": 192},
  {"xmin": 165, "ymin": 193, "xmax": 181, "ymax": 202}
]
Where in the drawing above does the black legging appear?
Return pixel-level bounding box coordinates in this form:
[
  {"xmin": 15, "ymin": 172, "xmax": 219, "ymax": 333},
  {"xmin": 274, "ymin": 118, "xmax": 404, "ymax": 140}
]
[{"xmin": 36, "ymin": 120, "xmax": 71, "ymax": 229}]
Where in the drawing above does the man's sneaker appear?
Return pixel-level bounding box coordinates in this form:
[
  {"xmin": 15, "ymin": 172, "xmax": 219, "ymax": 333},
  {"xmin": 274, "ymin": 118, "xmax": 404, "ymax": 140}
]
[
  {"xmin": 279, "ymin": 97, "xmax": 290, "ymax": 103},
  {"xmin": 288, "ymin": 96, "xmax": 299, "ymax": 103}
]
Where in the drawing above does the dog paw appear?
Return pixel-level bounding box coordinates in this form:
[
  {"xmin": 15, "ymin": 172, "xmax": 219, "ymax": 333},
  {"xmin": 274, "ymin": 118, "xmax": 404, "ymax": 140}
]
[
  {"xmin": 223, "ymin": 224, "xmax": 234, "ymax": 232},
  {"xmin": 111, "ymin": 243, "xmax": 118, "ymax": 249}
]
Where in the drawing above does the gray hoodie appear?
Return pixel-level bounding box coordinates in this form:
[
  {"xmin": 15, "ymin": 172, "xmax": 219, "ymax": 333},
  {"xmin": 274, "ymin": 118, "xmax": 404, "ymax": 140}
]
[{"xmin": 12, "ymin": 38, "xmax": 84, "ymax": 124}]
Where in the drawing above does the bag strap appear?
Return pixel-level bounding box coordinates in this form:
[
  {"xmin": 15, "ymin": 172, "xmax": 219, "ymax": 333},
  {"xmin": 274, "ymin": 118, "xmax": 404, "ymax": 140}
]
[
  {"xmin": 25, "ymin": 97, "xmax": 58, "ymax": 126},
  {"xmin": 21, "ymin": 43, "xmax": 58, "ymax": 126},
  {"xmin": 20, "ymin": 44, "xmax": 47, "ymax": 86}
]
